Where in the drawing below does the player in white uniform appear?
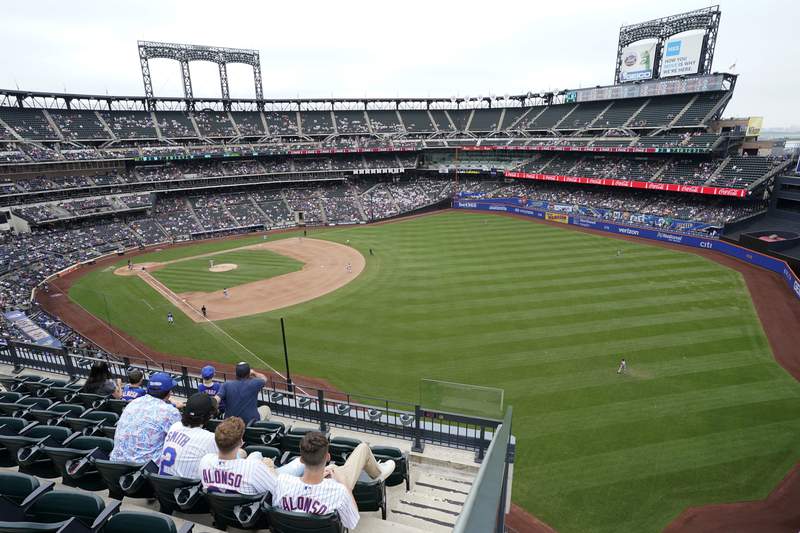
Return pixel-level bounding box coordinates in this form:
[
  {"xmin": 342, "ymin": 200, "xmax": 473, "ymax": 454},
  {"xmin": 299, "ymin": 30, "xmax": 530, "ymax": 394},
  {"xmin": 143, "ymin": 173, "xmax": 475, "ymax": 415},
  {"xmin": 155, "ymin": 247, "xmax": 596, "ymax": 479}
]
[
  {"xmin": 159, "ymin": 393, "xmax": 219, "ymax": 478},
  {"xmin": 199, "ymin": 417, "xmax": 305, "ymax": 494},
  {"xmin": 617, "ymin": 358, "xmax": 627, "ymax": 374}
]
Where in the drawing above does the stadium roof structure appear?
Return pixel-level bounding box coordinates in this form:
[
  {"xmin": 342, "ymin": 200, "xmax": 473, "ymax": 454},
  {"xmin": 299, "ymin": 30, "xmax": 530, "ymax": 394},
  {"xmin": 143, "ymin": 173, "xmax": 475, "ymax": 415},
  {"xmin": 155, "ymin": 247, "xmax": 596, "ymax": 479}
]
[{"xmin": 0, "ymin": 72, "xmax": 736, "ymax": 112}]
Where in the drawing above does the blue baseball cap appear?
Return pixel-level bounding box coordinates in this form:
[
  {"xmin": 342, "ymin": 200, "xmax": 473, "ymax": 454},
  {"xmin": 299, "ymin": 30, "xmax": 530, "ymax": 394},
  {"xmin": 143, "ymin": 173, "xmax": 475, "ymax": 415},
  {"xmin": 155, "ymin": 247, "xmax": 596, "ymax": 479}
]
[
  {"xmin": 147, "ymin": 372, "xmax": 176, "ymax": 394},
  {"xmin": 201, "ymin": 365, "xmax": 215, "ymax": 379}
]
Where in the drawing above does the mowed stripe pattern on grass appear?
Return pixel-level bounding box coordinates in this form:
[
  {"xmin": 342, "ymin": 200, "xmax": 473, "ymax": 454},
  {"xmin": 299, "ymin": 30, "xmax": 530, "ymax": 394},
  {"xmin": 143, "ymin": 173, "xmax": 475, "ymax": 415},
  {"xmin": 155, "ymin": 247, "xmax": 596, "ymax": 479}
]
[
  {"xmin": 152, "ymin": 248, "xmax": 303, "ymax": 294},
  {"xmin": 69, "ymin": 211, "xmax": 800, "ymax": 533}
]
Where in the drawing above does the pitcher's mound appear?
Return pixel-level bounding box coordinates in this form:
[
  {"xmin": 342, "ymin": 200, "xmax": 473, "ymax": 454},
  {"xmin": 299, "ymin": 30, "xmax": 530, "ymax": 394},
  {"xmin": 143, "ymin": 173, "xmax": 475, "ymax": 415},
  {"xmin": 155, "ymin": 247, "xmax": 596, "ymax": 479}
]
[{"xmin": 209, "ymin": 263, "xmax": 238, "ymax": 272}]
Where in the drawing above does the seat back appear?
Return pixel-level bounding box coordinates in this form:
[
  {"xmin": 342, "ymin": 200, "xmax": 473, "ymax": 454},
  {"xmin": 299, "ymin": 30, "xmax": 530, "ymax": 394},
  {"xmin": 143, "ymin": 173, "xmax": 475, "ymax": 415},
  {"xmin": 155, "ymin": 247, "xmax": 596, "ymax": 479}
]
[
  {"xmin": 0, "ymin": 472, "xmax": 40, "ymax": 506},
  {"xmin": 82, "ymin": 411, "xmax": 118, "ymax": 426},
  {"xmin": 104, "ymin": 400, "xmax": 128, "ymax": 416},
  {"xmin": 0, "ymin": 391, "xmax": 23, "ymax": 403},
  {"xmin": 71, "ymin": 393, "xmax": 108, "ymax": 410},
  {"xmin": 145, "ymin": 473, "xmax": 205, "ymax": 515},
  {"xmin": 101, "ymin": 511, "xmax": 177, "ymax": 533},
  {"xmin": 205, "ymin": 492, "xmax": 267, "ymax": 530},
  {"xmin": 243, "ymin": 421, "xmax": 285, "ymax": 446},
  {"xmin": 50, "ymin": 404, "xmax": 85, "ymax": 417},
  {"xmin": 281, "ymin": 427, "xmax": 323, "ymax": 454},
  {"xmin": 26, "ymin": 490, "xmax": 105, "ymax": 527},
  {"xmin": 0, "ymin": 417, "xmax": 30, "ymax": 434},
  {"xmin": 329, "ymin": 437, "xmax": 361, "ymax": 465},
  {"xmin": 268, "ymin": 506, "xmax": 344, "ymax": 533},
  {"xmin": 353, "ymin": 473, "xmax": 385, "ymax": 515},
  {"xmin": 243, "ymin": 445, "xmax": 281, "ymax": 464},
  {"xmin": 371, "ymin": 446, "xmax": 408, "ymax": 489},
  {"xmin": 92, "ymin": 460, "xmax": 150, "ymax": 500},
  {"xmin": 16, "ymin": 398, "xmax": 52, "ymax": 410}
]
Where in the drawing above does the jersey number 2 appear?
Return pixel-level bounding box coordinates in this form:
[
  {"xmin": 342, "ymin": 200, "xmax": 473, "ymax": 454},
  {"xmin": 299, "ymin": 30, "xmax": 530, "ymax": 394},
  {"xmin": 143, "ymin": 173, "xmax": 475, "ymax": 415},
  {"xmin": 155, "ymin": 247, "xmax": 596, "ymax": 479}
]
[{"xmin": 159, "ymin": 447, "xmax": 177, "ymax": 475}]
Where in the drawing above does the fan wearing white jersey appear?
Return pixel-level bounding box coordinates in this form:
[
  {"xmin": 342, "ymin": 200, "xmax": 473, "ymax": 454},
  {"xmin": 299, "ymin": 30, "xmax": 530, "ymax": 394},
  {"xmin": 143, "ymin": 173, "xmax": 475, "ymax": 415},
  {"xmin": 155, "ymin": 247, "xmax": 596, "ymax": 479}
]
[
  {"xmin": 272, "ymin": 431, "xmax": 396, "ymax": 530},
  {"xmin": 159, "ymin": 392, "xmax": 219, "ymax": 478},
  {"xmin": 198, "ymin": 417, "xmax": 305, "ymax": 495}
]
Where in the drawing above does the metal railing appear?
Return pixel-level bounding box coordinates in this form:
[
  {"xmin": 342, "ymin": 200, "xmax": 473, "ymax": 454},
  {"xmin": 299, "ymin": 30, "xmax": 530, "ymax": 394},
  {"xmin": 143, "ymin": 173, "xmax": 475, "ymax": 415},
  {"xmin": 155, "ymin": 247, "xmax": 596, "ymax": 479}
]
[
  {"xmin": 454, "ymin": 406, "xmax": 514, "ymax": 533},
  {"xmin": 0, "ymin": 340, "xmax": 506, "ymax": 460}
]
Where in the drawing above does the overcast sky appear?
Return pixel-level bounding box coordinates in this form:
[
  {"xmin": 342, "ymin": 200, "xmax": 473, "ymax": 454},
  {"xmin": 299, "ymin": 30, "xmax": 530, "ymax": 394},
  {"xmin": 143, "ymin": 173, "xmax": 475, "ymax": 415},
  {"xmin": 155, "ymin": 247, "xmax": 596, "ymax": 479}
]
[{"xmin": 2, "ymin": 0, "xmax": 797, "ymax": 128}]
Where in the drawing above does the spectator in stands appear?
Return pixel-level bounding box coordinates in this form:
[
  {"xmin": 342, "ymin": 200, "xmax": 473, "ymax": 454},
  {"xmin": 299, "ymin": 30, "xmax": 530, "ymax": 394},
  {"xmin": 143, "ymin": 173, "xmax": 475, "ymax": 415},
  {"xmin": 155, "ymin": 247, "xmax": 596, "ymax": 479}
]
[
  {"xmin": 272, "ymin": 431, "xmax": 395, "ymax": 529},
  {"xmin": 80, "ymin": 361, "xmax": 122, "ymax": 398},
  {"xmin": 159, "ymin": 392, "xmax": 219, "ymax": 478},
  {"xmin": 199, "ymin": 417, "xmax": 307, "ymax": 493},
  {"xmin": 218, "ymin": 362, "xmax": 270, "ymax": 423},
  {"xmin": 198, "ymin": 365, "xmax": 224, "ymax": 414},
  {"xmin": 110, "ymin": 372, "xmax": 181, "ymax": 464},
  {"xmin": 121, "ymin": 368, "xmax": 146, "ymax": 401}
]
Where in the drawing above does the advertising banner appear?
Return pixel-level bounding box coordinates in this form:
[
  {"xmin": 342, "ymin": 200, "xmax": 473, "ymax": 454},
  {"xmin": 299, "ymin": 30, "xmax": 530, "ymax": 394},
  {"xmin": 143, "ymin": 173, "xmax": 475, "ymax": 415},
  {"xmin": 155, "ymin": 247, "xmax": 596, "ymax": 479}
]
[
  {"xmin": 453, "ymin": 199, "xmax": 800, "ymax": 303},
  {"xmin": 619, "ymin": 42, "xmax": 657, "ymax": 82},
  {"xmin": 3, "ymin": 311, "xmax": 62, "ymax": 348},
  {"xmin": 746, "ymin": 117, "xmax": 763, "ymax": 137},
  {"xmin": 545, "ymin": 212, "xmax": 569, "ymax": 224},
  {"xmin": 660, "ymin": 32, "xmax": 705, "ymax": 78},
  {"xmin": 504, "ymin": 170, "xmax": 748, "ymax": 198}
]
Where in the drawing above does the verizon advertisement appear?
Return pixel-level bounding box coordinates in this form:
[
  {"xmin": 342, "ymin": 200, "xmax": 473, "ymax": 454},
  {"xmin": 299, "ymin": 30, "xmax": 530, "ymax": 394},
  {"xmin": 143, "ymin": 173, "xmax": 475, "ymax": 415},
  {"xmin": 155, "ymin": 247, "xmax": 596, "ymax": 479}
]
[
  {"xmin": 619, "ymin": 41, "xmax": 657, "ymax": 82},
  {"xmin": 660, "ymin": 32, "xmax": 705, "ymax": 77}
]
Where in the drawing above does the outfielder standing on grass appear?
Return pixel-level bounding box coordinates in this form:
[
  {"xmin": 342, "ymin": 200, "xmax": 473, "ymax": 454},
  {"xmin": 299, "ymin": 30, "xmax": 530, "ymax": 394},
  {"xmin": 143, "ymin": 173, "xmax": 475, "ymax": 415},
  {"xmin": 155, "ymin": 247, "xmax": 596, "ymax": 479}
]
[{"xmin": 617, "ymin": 358, "xmax": 627, "ymax": 374}]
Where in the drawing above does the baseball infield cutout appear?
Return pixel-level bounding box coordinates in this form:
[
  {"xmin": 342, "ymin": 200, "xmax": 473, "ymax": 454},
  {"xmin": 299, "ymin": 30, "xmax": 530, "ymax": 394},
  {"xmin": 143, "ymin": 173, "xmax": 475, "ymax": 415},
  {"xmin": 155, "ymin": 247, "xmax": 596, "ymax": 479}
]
[
  {"xmin": 114, "ymin": 237, "xmax": 364, "ymax": 321},
  {"xmin": 209, "ymin": 263, "xmax": 237, "ymax": 272}
]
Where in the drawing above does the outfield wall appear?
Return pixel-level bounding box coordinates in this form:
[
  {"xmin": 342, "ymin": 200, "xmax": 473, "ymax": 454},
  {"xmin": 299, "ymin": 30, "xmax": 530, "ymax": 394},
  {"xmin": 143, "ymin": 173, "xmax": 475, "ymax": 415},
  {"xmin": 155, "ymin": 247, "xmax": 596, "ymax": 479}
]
[{"xmin": 453, "ymin": 199, "xmax": 800, "ymax": 303}]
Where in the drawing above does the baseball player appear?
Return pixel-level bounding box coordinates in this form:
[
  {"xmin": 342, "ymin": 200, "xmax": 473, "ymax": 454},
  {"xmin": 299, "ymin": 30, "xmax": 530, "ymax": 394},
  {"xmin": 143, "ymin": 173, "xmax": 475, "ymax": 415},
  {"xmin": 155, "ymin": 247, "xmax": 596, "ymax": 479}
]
[
  {"xmin": 201, "ymin": 305, "xmax": 207, "ymax": 318},
  {"xmin": 223, "ymin": 288, "xmax": 229, "ymax": 299},
  {"xmin": 167, "ymin": 312, "xmax": 174, "ymax": 325},
  {"xmin": 617, "ymin": 358, "xmax": 627, "ymax": 374},
  {"xmin": 616, "ymin": 248, "xmax": 622, "ymax": 257},
  {"xmin": 209, "ymin": 259, "xmax": 215, "ymax": 269},
  {"xmin": 345, "ymin": 262, "xmax": 352, "ymax": 273},
  {"xmin": 127, "ymin": 259, "xmax": 132, "ymax": 270}
]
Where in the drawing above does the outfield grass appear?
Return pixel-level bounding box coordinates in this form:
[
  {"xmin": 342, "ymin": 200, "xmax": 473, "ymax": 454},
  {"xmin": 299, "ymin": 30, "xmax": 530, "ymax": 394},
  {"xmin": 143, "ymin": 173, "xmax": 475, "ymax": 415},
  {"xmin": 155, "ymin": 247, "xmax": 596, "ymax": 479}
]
[
  {"xmin": 69, "ymin": 211, "xmax": 800, "ymax": 532},
  {"xmin": 152, "ymin": 248, "xmax": 303, "ymax": 294}
]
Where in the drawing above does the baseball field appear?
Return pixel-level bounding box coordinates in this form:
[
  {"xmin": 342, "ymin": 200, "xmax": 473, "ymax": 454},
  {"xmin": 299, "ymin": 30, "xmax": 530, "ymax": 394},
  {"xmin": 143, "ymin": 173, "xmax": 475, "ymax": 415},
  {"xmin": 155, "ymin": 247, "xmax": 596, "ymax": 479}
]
[{"xmin": 66, "ymin": 210, "xmax": 800, "ymax": 532}]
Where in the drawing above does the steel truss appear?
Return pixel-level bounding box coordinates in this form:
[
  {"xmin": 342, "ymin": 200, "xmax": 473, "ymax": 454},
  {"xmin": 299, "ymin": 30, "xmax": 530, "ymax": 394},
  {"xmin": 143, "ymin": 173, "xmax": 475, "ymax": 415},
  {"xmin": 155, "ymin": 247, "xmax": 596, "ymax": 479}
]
[
  {"xmin": 614, "ymin": 6, "xmax": 721, "ymax": 84},
  {"xmin": 137, "ymin": 41, "xmax": 263, "ymax": 111}
]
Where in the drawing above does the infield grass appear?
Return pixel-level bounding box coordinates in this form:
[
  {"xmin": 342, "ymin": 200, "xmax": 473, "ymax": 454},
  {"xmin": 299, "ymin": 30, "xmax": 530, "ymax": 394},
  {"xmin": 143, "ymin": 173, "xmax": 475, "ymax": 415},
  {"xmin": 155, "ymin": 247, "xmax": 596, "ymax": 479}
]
[{"xmin": 69, "ymin": 211, "xmax": 800, "ymax": 533}]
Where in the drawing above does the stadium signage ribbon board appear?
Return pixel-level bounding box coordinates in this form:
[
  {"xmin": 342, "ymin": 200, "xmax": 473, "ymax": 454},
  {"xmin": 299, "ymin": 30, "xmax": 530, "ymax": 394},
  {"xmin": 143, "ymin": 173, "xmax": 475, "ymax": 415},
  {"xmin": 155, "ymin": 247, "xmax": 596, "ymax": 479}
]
[
  {"xmin": 619, "ymin": 42, "xmax": 657, "ymax": 82},
  {"xmin": 453, "ymin": 199, "xmax": 800, "ymax": 304},
  {"xmin": 462, "ymin": 145, "xmax": 710, "ymax": 154},
  {"xmin": 504, "ymin": 170, "xmax": 748, "ymax": 198},
  {"xmin": 568, "ymin": 73, "xmax": 724, "ymax": 103}
]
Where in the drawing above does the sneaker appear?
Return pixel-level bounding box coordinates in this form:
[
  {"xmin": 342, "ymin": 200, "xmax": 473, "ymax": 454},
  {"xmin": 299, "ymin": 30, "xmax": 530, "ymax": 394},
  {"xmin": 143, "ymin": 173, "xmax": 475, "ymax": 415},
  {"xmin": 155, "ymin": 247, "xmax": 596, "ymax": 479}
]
[{"xmin": 376, "ymin": 459, "xmax": 396, "ymax": 482}]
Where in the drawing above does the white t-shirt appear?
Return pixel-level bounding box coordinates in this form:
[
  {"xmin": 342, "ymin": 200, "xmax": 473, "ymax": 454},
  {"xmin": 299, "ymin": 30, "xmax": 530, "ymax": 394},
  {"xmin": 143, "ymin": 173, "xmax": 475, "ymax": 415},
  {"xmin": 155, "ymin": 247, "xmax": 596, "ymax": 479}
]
[
  {"xmin": 159, "ymin": 422, "xmax": 217, "ymax": 479},
  {"xmin": 273, "ymin": 474, "xmax": 360, "ymax": 530},
  {"xmin": 199, "ymin": 452, "xmax": 276, "ymax": 495}
]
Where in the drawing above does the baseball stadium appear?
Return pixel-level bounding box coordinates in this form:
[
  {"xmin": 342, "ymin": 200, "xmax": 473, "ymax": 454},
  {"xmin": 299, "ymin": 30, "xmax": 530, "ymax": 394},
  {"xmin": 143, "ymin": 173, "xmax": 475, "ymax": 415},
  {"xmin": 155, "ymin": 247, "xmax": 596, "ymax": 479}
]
[{"xmin": 0, "ymin": 4, "xmax": 799, "ymax": 533}]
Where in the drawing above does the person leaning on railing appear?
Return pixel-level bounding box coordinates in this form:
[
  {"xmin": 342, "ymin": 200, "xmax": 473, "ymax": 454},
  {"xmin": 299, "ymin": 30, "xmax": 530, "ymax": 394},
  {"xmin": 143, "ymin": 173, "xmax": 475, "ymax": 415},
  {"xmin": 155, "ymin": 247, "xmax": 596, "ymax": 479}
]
[{"xmin": 217, "ymin": 362, "xmax": 271, "ymax": 423}]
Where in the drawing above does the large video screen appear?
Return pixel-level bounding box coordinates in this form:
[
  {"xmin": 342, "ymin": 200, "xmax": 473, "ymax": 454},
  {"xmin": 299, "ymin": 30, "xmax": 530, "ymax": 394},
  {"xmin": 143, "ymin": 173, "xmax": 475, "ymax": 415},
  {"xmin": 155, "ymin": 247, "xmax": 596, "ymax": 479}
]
[
  {"xmin": 660, "ymin": 32, "xmax": 705, "ymax": 77},
  {"xmin": 618, "ymin": 41, "xmax": 657, "ymax": 82}
]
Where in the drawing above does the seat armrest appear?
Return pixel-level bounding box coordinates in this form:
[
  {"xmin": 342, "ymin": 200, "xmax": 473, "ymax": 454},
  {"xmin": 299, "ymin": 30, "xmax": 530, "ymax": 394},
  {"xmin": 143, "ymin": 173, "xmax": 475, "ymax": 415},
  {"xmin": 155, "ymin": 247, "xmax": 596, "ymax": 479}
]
[
  {"xmin": 89, "ymin": 498, "xmax": 120, "ymax": 532},
  {"xmin": 19, "ymin": 479, "xmax": 55, "ymax": 509},
  {"xmin": 176, "ymin": 523, "xmax": 194, "ymax": 533}
]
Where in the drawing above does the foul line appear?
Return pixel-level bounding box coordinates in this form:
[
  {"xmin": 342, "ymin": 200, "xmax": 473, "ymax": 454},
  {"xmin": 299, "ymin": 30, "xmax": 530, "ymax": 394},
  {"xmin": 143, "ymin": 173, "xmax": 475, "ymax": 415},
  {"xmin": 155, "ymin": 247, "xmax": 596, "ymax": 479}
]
[
  {"xmin": 48, "ymin": 282, "xmax": 157, "ymax": 364},
  {"xmin": 138, "ymin": 271, "xmax": 310, "ymax": 396}
]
